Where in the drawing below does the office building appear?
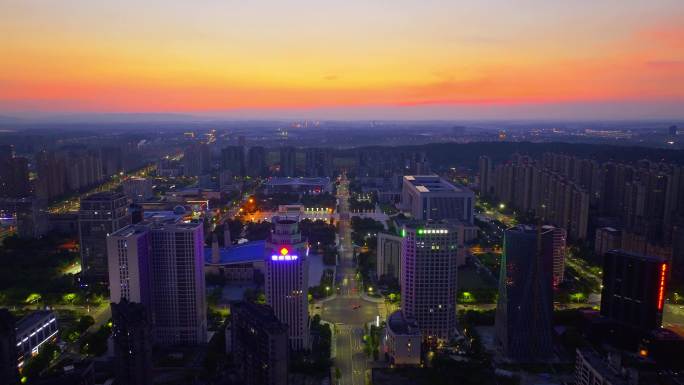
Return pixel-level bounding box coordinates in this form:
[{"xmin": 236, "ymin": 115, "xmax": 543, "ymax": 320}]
[
  {"xmin": 401, "ymin": 222, "xmax": 459, "ymax": 343},
  {"xmin": 247, "ymin": 146, "xmax": 267, "ymax": 177},
  {"xmin": 222, "ymin": 145, "xmax": 246, "ymax": 177},
  {"xmin": 383, "ymin": 311, "xmax": 421, "ymax": 366},
  {"xmin": 107, "ymin": 224, "xmax": 151, "ymax": 306},
  {"xmin": 264, "ymin": 216, "xmax": 310, "ymax": 350},
  {"xmin": 79, "ymin": 192, "xmax": 131, "ymax": 283},
  {"xmin": 0, "ymin": 309, "xmax": 19, "ymax": 384},
  {"xmin": 123, "ymin": 178, "xmax": 154, "ymax": 203},
  {"xmin": 111, "ymin": 300, "xmax": 153, "ymax": 385},
  {"xmin": 279, "ymin": 146, "xmax": 296, "ymax": 177},
  {"xmin": 377, "ymin": 232, "xmax": 403, "ymax": 284},
  {"xmin": 231, "ymin": 301, "xmax": 288, "ymax": 385},
  {"xmin": 183, "ymin": 142, "xmax": 210, "ymax": 177},
  {"xmin": 495, "ymin": 225, "xmax": 554, "ymax": 362},
  {"xmin": 304, "ymin": 148, "xmax": 333, "ymax": 177},
  {"xmin": 669, "ymin": 125, "xmax": 679, "ymax": 136},
  {"xmin": 401, "ymin": 175, "xmax": 474, "ymax": 224},
  {"xmin": 600, "ymin": 250, "xmax": 668, "ymax": 331},
  {"xmin": 149, "ymin": 219, "xmax": 207, "ymax": 345},
  {"xmin": 16, "ymin": 311, "xmax": 59, "ymax": 368},
  {"xmin": 542, "ymin": 225, "xmax": 567, "ymax": 288}
]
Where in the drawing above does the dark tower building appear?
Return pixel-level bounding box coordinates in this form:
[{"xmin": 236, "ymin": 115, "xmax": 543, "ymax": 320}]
[
  {"xmin": 495, "ymin": 225, "xmax": 554, "ymax": 362},
  {"xmin": 0, "ymin": 309, "xmax": 19, "ymax": 385},
  {"xmin": 600, "ymin": 250, "xmax": 668, "ymax": 331},
  {"xmin": 0, "ymin": 153, "xmax": 30, "ymax": 198},
  {"xmin": 231, "ymin": 301, "xmax": 288, "ymax": 385},
  {"xmin": 279, "ymin": 146, "xmax": 296, "ymax": 177},
  {"xmin": 111, "ymin": 300, "xmax": 153, "ymax": 385},
  {"xmin": 79, "ymin": 192, "xmax": 131, "ymax": 283},
  {"xmin": 304, "ymin": 148, "xmax": 333, "ymax": 177},
  {"xmin": 247, "ymin": 146, "xmax": 267, "ymax": 177},
  {"xmin": 221, "ymin": 145, "xmax": 246, "ymax": 177},
  {"xmin": 183, "ymin": 143, "xmax": 211, "ymax": 177}
]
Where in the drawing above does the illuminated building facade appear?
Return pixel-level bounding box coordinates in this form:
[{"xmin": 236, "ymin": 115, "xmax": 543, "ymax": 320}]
[
  {"xmin": 401, "ymin": 222, "xmax": 459, "ymax": 343},
  {"xmin": 264, "ymin": 216, "xmax": 310, "ymax": 350},
  {"xmin": 600, "ymin": 250, "xmax": 668, "ymax": 331},
  {"xmin": 15, "ymin": 311, "xmax": 59, "ymax": 368}
]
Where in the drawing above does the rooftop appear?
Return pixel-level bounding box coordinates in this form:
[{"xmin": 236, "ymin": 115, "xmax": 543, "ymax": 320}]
[
  {"xmin": 16, "ymin": 310, "xmax": 55, "ymax": 335},
  {"xmin": 387, "ymin": 310, "xmax": 420, "ymax": 336},
  {"xmin": 232, "ymin": 301, "xmax": 288, "ymax": 334},
  {"xmin": 403, "ymin": 175, "xmax": 471, "ymax": 194},
  {"xmin": 205, "ymin": 240, "xmax": 266, "ymax": 265}
]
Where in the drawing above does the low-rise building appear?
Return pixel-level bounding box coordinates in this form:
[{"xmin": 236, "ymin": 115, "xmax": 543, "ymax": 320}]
[
  {"xmin": 383, "ymin": 311, "xmax": 421, "ymax": 366},
  {"xmin": 16, "ymin": 311, "xmax": 59, "ymax": 368}
]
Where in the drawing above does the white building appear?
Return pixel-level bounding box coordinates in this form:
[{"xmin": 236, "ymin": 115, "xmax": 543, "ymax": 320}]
[
  {"xmin": 401, "ymin": 175, "xmax": 474, "ymax": 224},
  {"xmin": 265, "ymin": 216, "xmax": 310, "ymax": 350},
  {"xmin": 401, "ymin": 222, "xmax": 459, "ymax": 343},
  {"xmin": 149, "ymin": 220, "xmax": 207, "ymax": 345},
  {"xmin": 108, "ymin": 218, "xmax": 207, "ymax": 346},
  {"xmin": 383, "ymin": 311, "xmax": 421, "ymax": 366},
  {"xmin": 107, "ymin": 224, "xmax": 151, "ymax": 306}
]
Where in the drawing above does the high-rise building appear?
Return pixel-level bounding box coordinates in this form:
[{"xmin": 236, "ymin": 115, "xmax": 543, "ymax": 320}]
[
  {"xmin": 107, "ymin": 225, "xmax": 151, "ymax": 306},
  {"xmin": 231, "ymin": 301, "xmax": 288, "ymax": 385},
  {"xmin": 0, "ymin": 309, "xmax": 19, "ymax": 385},
  {"xmin": 401, "ymin": 222, "xmax": 459, "ymax": 343},
  {"xmin": 495, "ymin": 225, "xmax": 554, "ymax": 362},
  {"xmin": 401, "ymin": 175, "xmax": 474, "ymax": 224},
  {"xmin": 149, "ymin": 220, "xmax": 207, "ymax": 345},
  {"xmin": 600, "ymin": 250, "xmax": 668, "ymax": 331},
  {"xmin": 669, "ymin": 125, "xmax": 678, "ymax": 136},
  {"xmin": 304, "ymin": 148, "xmax": 333, "ymax": 178},
  {"xmin": 122, "ymin": 178, "xmax": 154, "ymax": 203},
  {"xmin": 100, "ymin": 146, "xmax": 124, "ymax": 176},
  {"xmin": 111, "ymin": 299, "xmax": 153, "ymax": 385},
  {"xmin": 63, "ymin": 149, "xmax": 104, "ymax": 192},
  {"xmin": 36, "ymin": 150, "xmax": 66, "ymax": 202},
  {"xmin": 264, "ymin": 216, "xmax": 310, "ymax": 350},
  {"xmin": 183, "ymin": 143, "xmax": 211, "ymax": 177},
  {"xmin": 222, "ymin": 145, "xmax": 246, "ymax": 177},
  {"xmin": 478, "ymin": 156, "xmax": 494, "ymax": 197},
  {"xmin": 247, "ymin": 146, "xmax": 267, "ymax": 177},
  {"xmin": 279, "ymin": 147, "xmax": 297, "ymax": 177},
  {"xmin": 0, "ymin": 153, "xmax": 30, "ymax": 198},
  {"xmin": 542, "ymin": 225, "xmax": 567, "ymax": 288},
  {"xmin": 79, "ymin": 192, "xmax": 131, "ymax": 283},
  {"xmin": 377, "ymin": 232, "xmax": 403, "ymax": 284}
]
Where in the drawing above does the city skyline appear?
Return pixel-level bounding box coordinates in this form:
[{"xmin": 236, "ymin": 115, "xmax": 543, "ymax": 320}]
[{"xmin": 1, "ymin": 1, "xmax": 683, "ymax": 119}]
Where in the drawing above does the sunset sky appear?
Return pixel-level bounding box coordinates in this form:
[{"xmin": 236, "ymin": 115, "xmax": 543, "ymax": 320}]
[{"xmin": 1, "ymin": 0, "xmax": 683, "ymax": 119}]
